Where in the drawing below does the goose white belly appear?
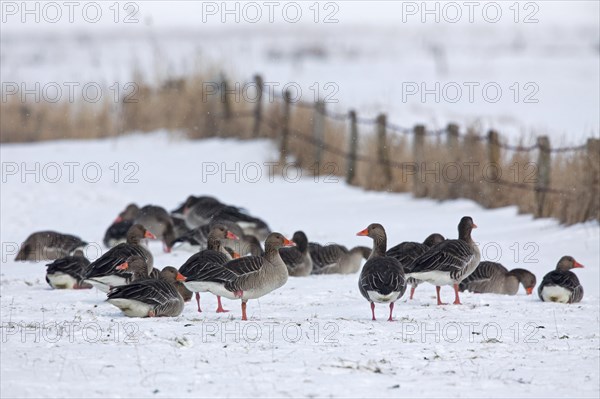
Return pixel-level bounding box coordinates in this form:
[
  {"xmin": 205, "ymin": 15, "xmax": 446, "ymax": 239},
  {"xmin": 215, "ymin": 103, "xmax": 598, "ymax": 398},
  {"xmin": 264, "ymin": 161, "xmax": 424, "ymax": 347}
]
[
  {"xmin": 367, "ymin": 290, "xmax": 401, "ymax": 303},
  {"xmin": 184, "ymin": 281, "xmax": 224, "ymax": 294},
  {"xmin": 85, "ymin": 275, "xmax": 128, "ymax": 293},
  {"xmin": 107, "ymin": 298, "xmax": 153, "ymax": 317},
  {"xmin": 540, "ymin": 285, "xmax": 571, "ymax": 303},
  {"xmin": 47, "ymin": 272, "xmax": 78, "ymax": 289},
  {"xmin": 410, "ymin": 271, "xmax": 454, "ymax": 286}
]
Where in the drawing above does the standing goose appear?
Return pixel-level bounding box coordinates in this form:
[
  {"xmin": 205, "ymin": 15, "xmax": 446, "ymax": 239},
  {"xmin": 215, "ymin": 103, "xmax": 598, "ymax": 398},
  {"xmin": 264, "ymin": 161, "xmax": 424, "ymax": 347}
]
[
  {"xmin": 179, "ymin": 225, "xmax": 239, "ymax": 313},
  {"xmin": 459, "ymin": 261, "xmax": 536, "ymax": 295},
  {"xmin": 406, "ymin": 217, "xmax": 480, "ymax": 305},
  {"xmin": 357, "ymin": 224, "xmax": 406, "ymax": 321},
  {"xmin": 84, "ymin": 224, "xmax": 155, "ymax": 292},
  {"xmin": 45, "ymin": 250, "xmax": 92, "ymax": 289},
  {"xmin": 386, "ymin": 233, "xmax": 446, "ymax": 299},
  {"xmin": 106, "ymin": 266, "xmax": 186, "ymax": 317},
  {"xmin": 15, "ymin": 231, "xmax": 88, "ymax": 261},
  {"xmin": 133, "ymin": 205, "xmax": 177, "ymax": 253},
  {"xmin": 538, "ymin": 256, "xmax": 584, "ymax": 304},
  {"xmin": 280, "ymin": 231, "xmax": 313, "ymax": 277},
  {"xmin": 310, "ymin": 243, "xmax": 371, "ymax": 275},
  {"xmin": 198, "ymin": 233, "xmax": 294, "ymax": 321}
]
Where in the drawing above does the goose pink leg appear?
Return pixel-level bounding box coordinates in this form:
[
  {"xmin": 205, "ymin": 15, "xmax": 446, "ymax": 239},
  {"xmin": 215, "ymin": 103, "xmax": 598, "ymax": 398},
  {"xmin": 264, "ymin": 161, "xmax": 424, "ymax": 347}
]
[
  {"xmin": 387, "ymin": 302, "xmax": 395, "ymax": 322},
  {"xmin": 453, "ymin": 284, "xmax": 462, "ymax": 305},
  {"xmin": 195, "ymin": 292, "xmax": 202, "ymax": 313},
  {"xmin": 370, "ymin": 302, "xmax": 376, "ymax": 321},
  {"xmin": 215, "ymin": 296, "xmax": 229, "ymax": 313},
  {"xmin": 436, "ymin": 286, "xmax": 448, "ymax": 305}
]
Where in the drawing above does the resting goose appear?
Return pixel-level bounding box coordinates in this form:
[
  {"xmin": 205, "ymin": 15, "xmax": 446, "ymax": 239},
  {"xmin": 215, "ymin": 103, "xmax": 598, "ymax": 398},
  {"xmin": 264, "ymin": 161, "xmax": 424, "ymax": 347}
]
[
  {"xmin": 45, "ymin": 250, "xmax": 92, "ymax": 289},
  {"xmin": 15, "ymin": 231, "xmax": 88, "ymax": 261},
  {"xmin": 386, "ymin": 233, "xmax": 446, "ymax": 299},
  {"xmin": 538, "ymin": 256, "xmax": 584, "ymax": 304},
  {"xmin": 171, "ymin": 220, "xmax": 243, "ymax": 252},
  {"xmin": 84, "ymin": 224, "xmax": 155, "ymax": 292},
  {"xmin": 195, "ymin": 233, "xmax": 294, "ymax": 320},
  {"xmin": 106, "ymin": 266, "xmax": 185, "ymax": 317},
  {"xmin": 179, "ymin": 225, "xmax": 239, "ymax": 313},
  {"xmin": 459, "ymin": 261, "xmax": 536, "ymax": 295},
  {"xmin": 133, "ymin": 205, "xmax": 177, "ymax": 253},
  {"xmin": 357, "ymin": 224, "xmax": 406, "ymax": 321},
  {"xmin": 310, "ymin": 243, "xmax": 371, "ymax": 275},
  {"xmin": 406, "ymin": 216, "xmax": 480, "ymax": 305},
  {"xmin": 113, "ymin": 203, "xmax": 140, "ymax": 223},
  {"xmin": 103, "ymin": 220, "xmax": 134, "ymax": 248},
  {"xmin": 280, "ymin": 231, "xmax": 313, "ymax": 276}
]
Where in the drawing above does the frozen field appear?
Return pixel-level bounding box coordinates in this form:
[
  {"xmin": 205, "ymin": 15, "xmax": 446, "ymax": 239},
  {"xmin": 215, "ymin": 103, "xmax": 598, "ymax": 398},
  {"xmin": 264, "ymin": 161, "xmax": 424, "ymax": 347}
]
[{"xmin": 1, "ymin": 133, "xmax": 599, "ymax": 398}]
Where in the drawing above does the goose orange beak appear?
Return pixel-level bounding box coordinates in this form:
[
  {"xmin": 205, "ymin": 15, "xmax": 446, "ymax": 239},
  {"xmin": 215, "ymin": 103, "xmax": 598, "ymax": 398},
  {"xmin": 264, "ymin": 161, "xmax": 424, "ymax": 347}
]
[
  {"xmin": 283, "ymin": 237, "xmax": 295, "ymax": 247},
  {"xmin": 145, "ymin": 231, "xmax": 157, "ymax": 239},
  {"xmin": 114, "ymin": 216, "xmax": 123, "ymax": 223},
  {"xmin": 574, "ymin": 260, "xmax": 584, "ymax": 268},
  {"xmin": 176, "ymin": 272, "xmax": 186, "ymax": 282},
  {"xmin": 116, "ymin": 262, "xmax": 128, "ymax": 270},
  {"xmin": 356, "ymin": 228, "xmax": 369, "ymax": 236},
  {"xmin": 526, "ymin": 287, "xmax": 533, "ymax": 295},
  {"xmin": 227, "ymin": 231, "xmax": 239, "ymax": 240},
  {"xmin": 472, "ymin": 223, "xmax": 478, "ymax": 228},
  {"xmin": 233, "ymin": 252, "xmax": 241, "ymax": 259}
]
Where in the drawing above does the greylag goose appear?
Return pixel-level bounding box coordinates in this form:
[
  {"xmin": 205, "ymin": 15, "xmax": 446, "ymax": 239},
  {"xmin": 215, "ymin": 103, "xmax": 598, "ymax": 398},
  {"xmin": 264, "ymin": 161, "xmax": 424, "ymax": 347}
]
[
  {"xmin": 15, "ymin": 231, "xmax": 88, "ymax": 261},
  {"xmin": 179, "ymin": 225, "xmax": 239, "ymax": 313},
  {"xmin": 459, "ymin": 261, "xmax": 536, "ymax": 295},
  {"xmin": 310, "ymin": 243, "xmax": 371, "ymax": 275},
  {"xmin": 280, "ymin": 231, "xmax": 313, "ymax": 276},
  {"xmin": 45, "ymin": 250, "xmax": 92, "ymax": 289},
  {"xmin": 192, "ymin": 233, "xmax": 294, "ymax": 320},
  {"xmin": 171, "ymin": 220, "xmax": 243, "ymax": 252},
  {"xmin": 357, "ymin": 224, "xmax": 406, "ymax": 321},
  {"xmin": 106, "ymin": 266, "xmax": 185, "ymax": 317},
  {"xmin": 406, "ymin": 216, "xmax": 480, "ymax": 305},
  {"xmin": 84, "ymin": 224, "xmax": 155, "ymax": 292},
  {"xmin": 114, "ymin": 203, "xmax": 140, "ymax": 223},
  {"xmin": 181, "ymin": 196, "xmax": 271, "ymax": 240},
  {"xmin": 103, "ymin": 220, "xmax": 134, "ymax": 248},
  {"xmin": 386, "ymin": 233, "xmax": 446, "ymax": 299},
  {"xmin": 538, "ymin": 256, "xmax": 584, "ymax": 303},
  {"xmin": 114, "ymin": 255, "xmax": 153, "ymax": 281},
  {"xmin": 133, "ymin": 205, "xmax": 177, "ymax": 252}
]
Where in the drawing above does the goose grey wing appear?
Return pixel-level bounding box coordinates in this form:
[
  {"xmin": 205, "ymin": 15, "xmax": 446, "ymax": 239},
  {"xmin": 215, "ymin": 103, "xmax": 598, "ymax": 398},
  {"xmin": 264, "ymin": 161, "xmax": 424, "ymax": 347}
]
[
  {"xmin": 224, "ymin": 256, "xmax": 264, "ymax": 276},
  {"xmin": 410, "ymin": 240, "xmax": 473, "ymax": 275},
  {"xmin": 359, "ymin": 258, "xmax": 405, "ymax": 296}
]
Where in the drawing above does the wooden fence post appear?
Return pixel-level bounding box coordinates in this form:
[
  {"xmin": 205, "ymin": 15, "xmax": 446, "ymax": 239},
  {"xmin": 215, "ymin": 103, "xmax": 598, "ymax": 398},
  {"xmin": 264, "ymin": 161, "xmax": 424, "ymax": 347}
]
[
  {"xmin": 252, "ymin": 74, "xmax": 263, "ymax": 137},
  {"xmin": 312, "ymin": 100, "xmax": 325, "ymax": 167},
  {"xmin": 413, "ymin": 125, "xmax": 426, "ymax": 197},
  {"xmin": 446, "ymin": 123, "xmax": 460, "ymax": 198},
  {"xmin": 376, "ymin": 114, "xmax": 393, "ymax": 187},
  {"xmin": 535, "ymin": 136, "xmax": 551, "ymax": 218},
  {"xmin": 346, "ymin": 110, "xmax": 358, "ymax": 185},
  {"xmin": 219, "ymin": 74, "xmax": 232, "ymax": 137},
  {"xmin": 279, "ymin": 90, "xmax": 291, "ymax": 164},
  {"xmin": 485, "ymin": 130, "xmax": 501, "ymax": 207}
]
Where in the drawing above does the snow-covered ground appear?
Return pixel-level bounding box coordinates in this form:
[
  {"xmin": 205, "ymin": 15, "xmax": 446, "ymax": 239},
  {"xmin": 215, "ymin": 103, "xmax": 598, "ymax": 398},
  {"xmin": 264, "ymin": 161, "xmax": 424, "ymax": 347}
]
[
  {"xmin": 2, "ymin": 1, "xmax": 599, "ymax": 144},
  {"xmin": 1, "ymin": 133, "xmax": 598, "ymax": 398}
]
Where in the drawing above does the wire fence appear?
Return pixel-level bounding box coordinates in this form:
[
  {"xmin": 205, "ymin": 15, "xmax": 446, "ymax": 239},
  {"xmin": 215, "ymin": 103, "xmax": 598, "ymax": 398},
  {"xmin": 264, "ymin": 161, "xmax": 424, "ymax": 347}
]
[{"xmin": 205, "ymin": 77, "xmax": 598, "ymax": 225}]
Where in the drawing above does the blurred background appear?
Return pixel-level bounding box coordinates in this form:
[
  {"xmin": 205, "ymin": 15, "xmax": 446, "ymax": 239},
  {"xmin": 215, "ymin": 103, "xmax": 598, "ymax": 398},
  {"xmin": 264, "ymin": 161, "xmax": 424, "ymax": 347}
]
[{"xmin": 2, "ymin": 0, "xmax": 598, "ymax": 142}]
